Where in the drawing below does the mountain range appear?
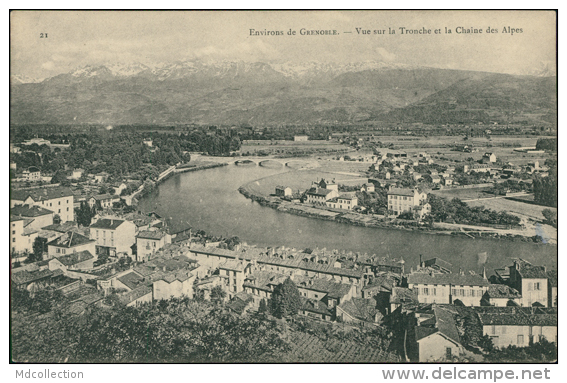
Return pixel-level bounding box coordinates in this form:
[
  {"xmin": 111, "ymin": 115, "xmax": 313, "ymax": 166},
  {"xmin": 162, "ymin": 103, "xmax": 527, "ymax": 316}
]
[{"xmin": 10, "ymin": 61, "xmax": 557, "ymax": 126}]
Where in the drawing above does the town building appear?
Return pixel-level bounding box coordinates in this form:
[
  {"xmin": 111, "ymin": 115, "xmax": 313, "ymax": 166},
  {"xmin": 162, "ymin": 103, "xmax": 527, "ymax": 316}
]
[
  {"xmin": 293, "ymin": 135, "xmax": 309, "ymax": 142},
  {"xmin": 11, "ymin": 186, "xmax": 74, "ymax": 223},
  {"xmin": 483, "ymin": 152, "xmax": 497, "ymax": 163},
  {"xmin": 305, "ymin": 187, "xmax": 339, "ymax": 205},
  {"xmin": 326, "ymin": 194, "xmax": 358, "ymax": 210},
  {"xmin": 360, "ymin": 183, "xmax": 375, "ymax": 193},
  {"xmin": 481, "ymin": 284, "xmax": 522, "ymax": 307},
  {"xmin": 336, "ymin": 298, "xmax": 382, "ymax": 326},
  {"xmin": 153, "ymin": 270, "xmax": 196, "ymax": 300},
  {"xmin": 10, "ymin": 215, "xmax": 39, "ymax": 255},
  {"xmin": 406, "ymin": 271, "xmax": 490, "ymax": 306},
  {"xmin": 219, "ymin": 259, "xmax": 252, "ymax": 298},
  {"xmin": 407, "ymin": 304, "xmax": 465, "ymax": 362},
  {"xmin": 275, "ymin": 186, "xmax": 293, "ymax": 198},
  {"xmin": 135, "ymin": 229, "xmax": 171, "ymax": 262},
  {"xmin": 475, "ymin": 306, "xmax": 557, "ymax": 348},
  {"xmin": 497, "ymin": 259, "xmax": 550, "ymax": 307},
  {"xmin": 46, "ymin": 231, "xmax": 96, "ymax": 260},
  {"xmin": 90, "ymin": 218, "xmax": 136, "ymax": 257},
  {"xmin": 23, "ymin": 166, "xmax": 41, "ymax": 182},
  {"xmin": 88, "ymin": 194, "xmax": 120, "ymax": 209},
  {"xmin": 48, "ymin": 250, "xmax": 96, "ymax": 272},
  {"xmin": 387, "ymin": 188, "xmax": 428, "ymax": 217},
  {"xmin": 10, "ymin": 204, "xmax": 55, "ymax": 232}
]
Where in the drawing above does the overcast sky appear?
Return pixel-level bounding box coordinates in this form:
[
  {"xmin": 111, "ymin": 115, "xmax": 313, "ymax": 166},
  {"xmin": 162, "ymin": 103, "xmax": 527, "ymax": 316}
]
[{"xmin": 11, "ymin": 10, "xmax": 556, "ymax": 79}]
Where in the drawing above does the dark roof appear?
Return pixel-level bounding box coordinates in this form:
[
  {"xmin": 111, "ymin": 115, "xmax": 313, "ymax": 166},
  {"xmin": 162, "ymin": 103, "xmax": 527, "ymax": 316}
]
[
  {"xmin": 157, "ymin": 270, "xmax": 193, "ymax": 284},
  {"xmin": 387, "ymin": 188, "xmax": 416, "ymax": 197},
  {"xmin": 390, "ymin": 287, "xmax": 419, "ymax": 305},
  {"xmin": 11, "ymin": 186, "xmax": 74, "ymax": 202},
  {"xmin": 90, "ymin": 218, "xmax": 126, "ymax": 230},
  {"xmin": 55, "ymin": 250, "xmax": 94, "ymax": 267},
  {"xmin": 136, "ymin": 230, "xmax": 166, "ymax": 240},
  {"xmin": 297, "ymin": 278, "xmax": 353, "ymax": 299},
  {"xmin": 432, "ymin": 305, "xmax": 461, "ymax": 344},
  {"xmin": 408, "ymin": 272, "xmax": 489, "ymax": 287},
  {"xmin": 300, "ymin": 297, "xmax": 332, "ymax": 316},
  {"xmin": 11, "ymin": 204, "xmax": 54, "ymax": 217},
  {"xmin": 11, "ymin": 268, "xmax": 55, "ymax": 285},
  {"xmin": 41, "ymin": 222, "xmax": 78, "ymax": 233},
  {"xmin": 47, "ymin": 231, "xmax": 94, "ymax": 248},
  {"xmin": 485, "ymin": 284, "xmax": 521, "ymax": 299},
  {"xmin": 515, "ymin": 260, "xmax": 549, "ymax": 279},
  {"xmin": 226, "ymin": 292, "xmax": 254, "ymax": 315},
  {"xmin": 119, "ymin": 285, "xmax": 153, "ymax": 305},
  {"xmin": 338, "ymin": 298, "xmax": 380, "ymax": 323},
  {"xmin": 475, "ymin": 307, "xmax": 557, "ymax": 327},
  {"xmin": 91, "ymin": 193, "xmax": 117, "ymax": 201},
  {"xmin": 306, "ymin": 187, "xmax": 334, "ymax": 197},
  {"xmin": 27, "ymin": 166, "xmax": 40, "ymax": 173},
  {"xmin": 117, "ymin": 271, "xmax": 146, "ymax": 290},
  {"xmin": 423, "ymin": 257, "xmax": 453, "ymax": 272}
]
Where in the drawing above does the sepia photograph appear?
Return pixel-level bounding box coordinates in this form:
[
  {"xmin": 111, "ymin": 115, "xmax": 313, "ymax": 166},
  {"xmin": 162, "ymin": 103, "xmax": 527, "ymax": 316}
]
[{"xmin": 9, "ymin": 9, "xmax": 557, "ymax": 370}]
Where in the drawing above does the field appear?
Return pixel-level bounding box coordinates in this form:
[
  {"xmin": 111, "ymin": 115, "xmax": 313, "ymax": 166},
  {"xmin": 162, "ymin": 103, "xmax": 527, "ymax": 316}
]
[
  {"xmin": 430, "ymin": 187, "xmax": 494, "ymax": 200},
  {"xmin": 466, "ymin": 197, "xmax": 556, "ymax": 221}
]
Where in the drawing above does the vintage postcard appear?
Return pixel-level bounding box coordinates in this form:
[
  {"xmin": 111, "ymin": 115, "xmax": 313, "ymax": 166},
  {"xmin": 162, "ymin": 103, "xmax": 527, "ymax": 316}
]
[{"xmin": 9, "ymin": 10, "xmax": 557, "ymax": 373}]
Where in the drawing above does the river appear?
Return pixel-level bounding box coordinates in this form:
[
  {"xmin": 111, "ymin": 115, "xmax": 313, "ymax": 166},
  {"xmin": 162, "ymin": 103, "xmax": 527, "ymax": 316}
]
[{"xmin": 138, "ymin": 164, "xmax": 557, "ymax": 274}]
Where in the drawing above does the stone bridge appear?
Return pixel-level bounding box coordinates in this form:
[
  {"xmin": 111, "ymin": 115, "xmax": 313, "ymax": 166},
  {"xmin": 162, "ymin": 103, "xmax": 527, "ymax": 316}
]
[{"xmin": 234, "ymin": 158, "xmax": 319, "ymax": 169}]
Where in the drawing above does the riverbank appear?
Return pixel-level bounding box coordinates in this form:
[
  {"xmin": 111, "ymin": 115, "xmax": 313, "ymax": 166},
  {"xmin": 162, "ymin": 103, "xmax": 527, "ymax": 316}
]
[{"xmin": 238, "ymin": 183, "xmax": 553, "ymax": 245}]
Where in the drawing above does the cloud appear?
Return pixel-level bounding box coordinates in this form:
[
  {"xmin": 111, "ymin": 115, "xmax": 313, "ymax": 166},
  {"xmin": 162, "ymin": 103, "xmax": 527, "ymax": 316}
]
[{"xmin": 376, "ymin": 47, "xmax": 396, "ymax": 62}]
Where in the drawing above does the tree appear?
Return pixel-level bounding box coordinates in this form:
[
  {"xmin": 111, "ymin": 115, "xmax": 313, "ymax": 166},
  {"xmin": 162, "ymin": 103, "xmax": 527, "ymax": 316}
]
[
  {"xmin": 258, "ymin": 298, "xmax": 269, "ymax": 314},
  {"xmin": 51, "ymin": 170, "xmax": 68, "ymax": 185},
  {"xmin": 31, "ymin": 237, "xmax": 47, "ymax": 263},
  {"xmin": 542, "ymin": 209, "xmax": 557, "ymax": 227},
  {"xmin": 210, "ymin": 286, "xmax": 227, "ymax": 303},
  {"xmin": 270, "ymin": 277, "xmax": 301, "ymax": 319}
]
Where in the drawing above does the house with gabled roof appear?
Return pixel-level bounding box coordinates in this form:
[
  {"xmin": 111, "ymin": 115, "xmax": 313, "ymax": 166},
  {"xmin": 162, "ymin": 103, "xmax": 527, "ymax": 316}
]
[
  {"xmin": 11, "ymin": 186, "xmax": 74, "ymax": 223},
  {"xmin": 153, "ymin": 270, "xmax": 195, "ymax": 300},
  {"xmin": 88, "ymin": 194, "xmax": 120, "ymax": 209},
  {"xmin": 506, "ymin": 259, "xmax": 549, "ymax": 307},
  {"xmin": 481, "ymin": 284, "xmax": 522, "ymax": 307},
  {"xmin": 89, "ymin": 218, "xmax": 136, "ymax": 257},
  {"xmin": 48, "ymin": 250, "xmax": 96, "ymax": 272},
  {"xmin": 305, "ymin": 187, "xmax": 339, "ymax": 205},
  {"xmin": 299, "ymin": 297, "xmax": 334, "ymax": 321},
  {"xmin": 474, "ymin": 306, "xmax": 557, "ymax": 348},
  {"xmin": 336, "ymin": 297, "xmax": 382, "ymax": 326},
  {"xmin": 408, "ymin": 304, "xmax": 465, "ymax": 362},
  {"xmin": 46, "ymin": 231, "xmax": 96, "ymax": 260},
  {"xmin": 135, "ymin": 229, "xmax": 171, "ymax": 262}
]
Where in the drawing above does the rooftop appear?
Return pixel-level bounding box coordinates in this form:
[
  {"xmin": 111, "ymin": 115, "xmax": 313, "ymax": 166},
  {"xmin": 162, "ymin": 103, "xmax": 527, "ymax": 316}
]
[
  {"xmin": 387, "ymin": 188, "xmax": 416, "ymax": 197},
  {"xmin": 485, "ymin": 284, "xmax": 522, "ymax": 299},
  {"xmin": 55, "ymin": 250, "xmax": 95, "ymax": 267},
  {"xmin": 408, "ymin": 272, "xmax": 489, "ymax": 287},
  {"xmin": 90, "ymin": 218, "xmax": 126, "ymax": 230},
  {"xmin": 47, "ymin": 231, "xmax": 95, "ymax": 248},
  {"xmin": 11, "ymin": 204, "xmax": 54, "ymax": 218},
  {"xmin": 136, "ymin": 230, "xmax": 166, "ymax": 240},
  {"xmin": 11, "ymin": 186, "xmax": 74, "ymax": 202}
]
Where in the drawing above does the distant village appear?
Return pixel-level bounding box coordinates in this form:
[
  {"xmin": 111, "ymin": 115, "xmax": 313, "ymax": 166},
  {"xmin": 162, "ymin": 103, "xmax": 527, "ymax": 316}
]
[{"xmin": 10, "ymin": 179, "xmax": 557, "ymax": 362}]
